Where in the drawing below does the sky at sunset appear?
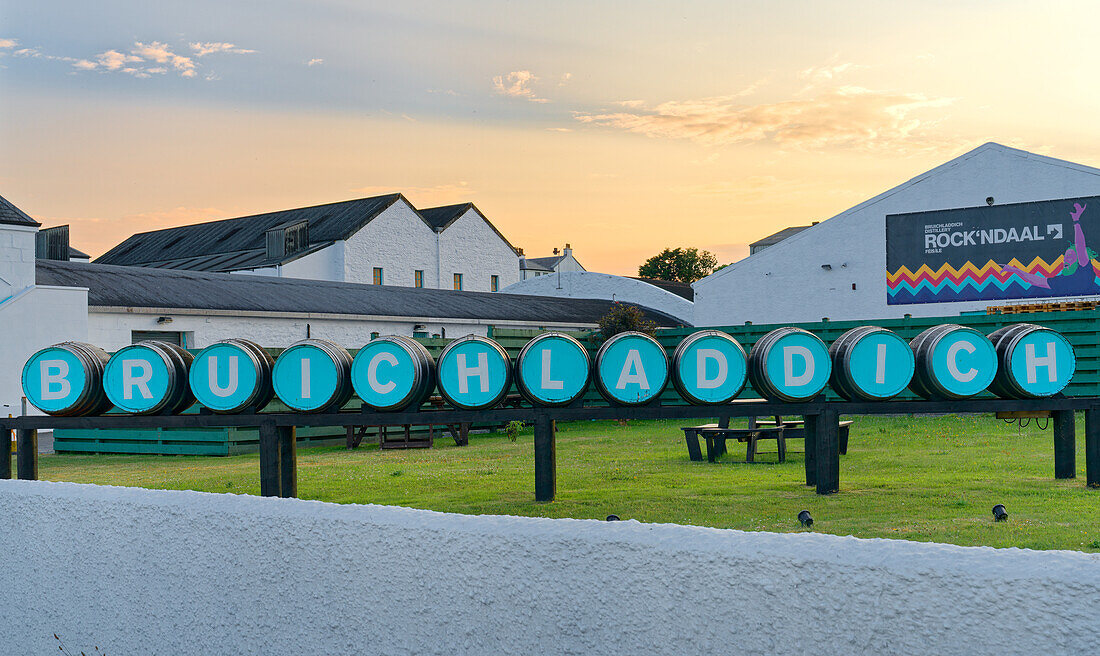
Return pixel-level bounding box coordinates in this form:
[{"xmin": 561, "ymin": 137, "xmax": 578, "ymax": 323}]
[{"xmin": 3, "ymin": 1, "xmax": 1100, "ymax": 274}]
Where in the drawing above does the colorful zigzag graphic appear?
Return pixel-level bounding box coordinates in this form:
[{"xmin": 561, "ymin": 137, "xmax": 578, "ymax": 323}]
[{"xmin": 887, "ymin": 256, "xmax": 1100, "ymax": 297}]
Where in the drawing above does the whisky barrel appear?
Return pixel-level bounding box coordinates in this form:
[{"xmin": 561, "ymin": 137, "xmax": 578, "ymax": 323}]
[
  {"xmin": 103, "ymin": 340, "xmax": 195, "ymax": 415},
  {"xmin": 189, "ymin": 339, "xmax": 275, "ymax": 414},
  {"xmin": 987, "ymin": 324, "xmax": 1075, "ymax": 399},
  {"xmin": 908, "ymin": 324, "xmax": 997, "ymax": 400},
  {"xmin": 437, "ymin": 335, "xmax": 512, "ymax": 410},
  {"xmin": 21, "ymin": 342, "xmax": 112, "ymax": 416},
  {"xmin": 671, "ymin": 330, "xmax": 747, "ymax": 405},
  {"xmin": 828, "ymin": 326, "xmax": 914, "ymax": 401},
  {"xmin": 272, "ymin": 339, "xmax": 354, "ymax": 413},
  {"xmin": 515, "ymin": 332, "xmax": 591, "ymax": 407},
  {"xmin": 748, "ymin": 327, "xmax": 831, "ymax": 402},
  {"xmin": 352, "ymin": 335, "xmax": 437, "ymax": 411},
  {"xmin": 594, "ymin": 331, "xmax": 669, "ymax": 406}
]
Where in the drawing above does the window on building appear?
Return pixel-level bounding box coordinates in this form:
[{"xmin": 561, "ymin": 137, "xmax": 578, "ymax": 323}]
[
  {"xmin": 373, "ymin": 267, "xmax": 383, "ymax": 285},
  {"xmin": 132, "ymin": 330, "xmax": 185, "ymax": 347},
  {"xmin": 453, "ymin": 273, "xmax": 463, "ymax": 290},
  {"xmin": 414, "ymin": 270, "xmax": 424, "ymax": 288},
  {"xmin": 490, "ymin": 275, "xmax": 499, "ymax": 292}
]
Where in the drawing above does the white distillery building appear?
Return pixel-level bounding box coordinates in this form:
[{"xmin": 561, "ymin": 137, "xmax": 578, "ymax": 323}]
[
  {"xmin": 96, "ymin": 195, "xmax": 523, "ymax": 293},
  {"xmin": 0, "ymin": 195, "xmax": 678, "ymax": 415},
  {"xmin": 519, "ymin": 244, "xmax": 586, "ymax": 280},
  {"xmin": 693, "ymin": 143, "xmax": 1100, "ymax": 327}
]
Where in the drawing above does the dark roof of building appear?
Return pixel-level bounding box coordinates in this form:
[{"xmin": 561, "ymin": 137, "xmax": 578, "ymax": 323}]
[
  {"xmin": 0, "ymin": 194, "xmax": 41, "ymax": 227},
  {"xmin": 527, "ymin": 255, "xmax": 566, "ymax": 269},
  {"xmin": 749, "ymin": 225, "xmax": 812, "ymax": 249},
  {"xmin": 68, "ymin": 246, "xmax": 90, "ymax": 259},
  {"xmin": 36, "ymin": 260, "xmax": 682, "ymax": 326},
  {"xmin": 95, "ymin": 194, "xmax": 407, "ymax": 270},
  {"xmin": 520, "ymin": 258, "xmax": 555, "ymax": 272},
  {"xmin": 418, "ymin": 203, "xmax": 471, "ymax": 230},
  {"xmin": 418, "ymin": 202, "xmax": 520, "ymax": 255},
  {"xmin": 629, "ymin": 277, "xmax": 694, "ymax": 301}
]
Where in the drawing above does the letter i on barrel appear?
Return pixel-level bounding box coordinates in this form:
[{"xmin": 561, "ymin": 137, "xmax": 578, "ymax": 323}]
[{"xmin": 272, "ymin": 339, "xmax": 354, "ymax": 413}]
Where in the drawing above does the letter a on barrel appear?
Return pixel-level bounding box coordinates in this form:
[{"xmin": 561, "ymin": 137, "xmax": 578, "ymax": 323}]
[
  {"xmin": 351, "ymin": 335, "xmax": 436, "ymax": 411},
  {"xmin": 437, "ymin": 335, "xmax": 512, "ymax": 410},
  {"xmin": 22, "ymin": 342, "xmax": 113, "ymax": 416},
  {"xmin": 748, "ymin": 328, "xmax": 831, "ymax": 402},
  {"xmin": 671, "ymin": 330, "xmax": 747, "ymax": 405},
  {"xmin": 103, "ymin": 341, "xmax": 194, "ymax": 415},
  {"xmin": 515, "ymin": 332, "xmax": 590, "ymax": 406},
  {"xmin": 272, "ymin": 339, "xmax": 353, "ymax": 413},
  {"xmin": 190, "ymin": 339, "xmax": 274, "ymax": 413},
  {"xmin": 595, "ymin": 332, "xmax": 669, "ymax": 405}
]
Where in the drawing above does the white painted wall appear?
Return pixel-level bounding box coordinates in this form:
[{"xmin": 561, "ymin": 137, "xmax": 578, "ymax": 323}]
[
  {"xmin": 502, "ymin": 271, "xmax": 693, "ymax": 325},
  {"xmin": 0, "ymin": 224, "xmax": 89, "ymax": 415},
  {"xmin": 694, "ymin": 144, "xmax": 1100, "ymax": 327},
  {"xmin": 87, "ymin": 307, "xmax": 596, "ymax": 351},
  {"xmin": 344, "ymin": 198, "xmax": 439, "ymax": 287},
  {"xmin": 438, "ymin": 207, "xmax": 521, "ymax": 292},
  {"xmin": 4, "ymin": 480, "xmax": 1099, "ymax": 655}
]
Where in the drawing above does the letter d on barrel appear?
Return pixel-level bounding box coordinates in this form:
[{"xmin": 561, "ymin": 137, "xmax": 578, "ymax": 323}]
[
  {"xmin": 748, "ymin": 328, "xmax": 831, "ymax": 402},
  {"xmin": 671, "ymin": 330, "xmax": 747, "ymax": 405}
]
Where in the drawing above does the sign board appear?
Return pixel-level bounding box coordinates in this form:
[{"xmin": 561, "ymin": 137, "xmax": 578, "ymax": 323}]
[{"xmin": 886, "ymin": 196, "xmax": 1100, "ymax": 305}]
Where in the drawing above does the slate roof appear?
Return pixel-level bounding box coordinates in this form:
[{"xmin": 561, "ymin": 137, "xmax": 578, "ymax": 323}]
[
  {"xmin": 749, "ymin": 225, "xmax": 811, "ymax": 251},
  {"xmin": 36, "ymin": 260, "xmax": 682, "ymax": 326},
  {"xmin": 526, "ymin": 255, "xmax": 566, "ymax": 269},
  {"xmin": 418, "ymin": 203, "xmax": 471, "ymax": 230},
  {"xmin": 0, "ymin": 194, "xmax": 40, "ymax": 227},
  {"xmin": 95, "ymin": 194, "xmax": 406, "ymax": 270},
  {"xmin": 68, "ymin": 246, "xmax": 90, "ymax": 259},
  {"xmin": 629, "ymin": 277, "xmax": 694, "ymax": 301},
  {"xmin": 520, "ymin": 258, "xmax": 555, "ymax": 272}
]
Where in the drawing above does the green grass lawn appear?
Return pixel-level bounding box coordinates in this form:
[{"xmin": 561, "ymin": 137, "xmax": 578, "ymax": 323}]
[{"xmin": 36, "ymin": 415, "xmax": 1100, "ymax": 552}]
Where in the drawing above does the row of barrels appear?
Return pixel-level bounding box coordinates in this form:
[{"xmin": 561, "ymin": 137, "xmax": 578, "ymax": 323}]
[{"xmin": 22, "ymin": 322, "xmax": 1075, "ymax": 416}]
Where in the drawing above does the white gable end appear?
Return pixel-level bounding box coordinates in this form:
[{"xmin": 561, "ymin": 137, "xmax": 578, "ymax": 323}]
[{"xmin": 693, "ymin": 144, "xmax": 1100, "ymax": 327}]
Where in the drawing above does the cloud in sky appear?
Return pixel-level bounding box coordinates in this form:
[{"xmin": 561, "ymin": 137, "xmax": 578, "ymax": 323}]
[
  {"xmin": 307, "ymin": 58, "xmax": 324, "ymax": 67},
  {"xmin": 574, "ymin": 86, "xmax": 954, "ymax": 152},
  {"xmin": 190, "ymin": 42, "xmax": 256, "ymax": 57},
  {"xmin": 492, "ymin": 70, "xmax": 548, "ymax": 103},
  {"xmin": 0, "ymin": 38, "xmax": 17, "ymax": 49}
]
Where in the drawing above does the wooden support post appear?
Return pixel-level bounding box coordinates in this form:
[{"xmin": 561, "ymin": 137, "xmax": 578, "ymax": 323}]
[
  {"xmin": 1052, "ymin": 410, "xmax": 1076, "ymax": 479},
  {"xmin": 259, "ymin": 422, "xmax": 279, "ymax": 497},
  {"xmin": 815, "ymin": 409, "xmax": 839, "ymax": 495},
  {"xmin": 1086, "ymin": 409, "xmax": 1100, "ymax": 488},
  {"xmin": 1, "ymin": 430, "xmax": 10, "ymax": 480},
  {"xmin": 345, "ymin": 425, "xmax": 354, "ymax": 450},
  {"xmin": 277, "ymin": 426, "xmax": 297, "ymax": 498},
  {"xmin": 15, "ymin": 429, "xmax": 37, "ymax": 481},
  {"xmin": 802, "ymin": 414, "xmax": 817, "ymax": 487},
  {"xmin": 533, "ymin": 415, "xmax": 556, "ymax": 502}
]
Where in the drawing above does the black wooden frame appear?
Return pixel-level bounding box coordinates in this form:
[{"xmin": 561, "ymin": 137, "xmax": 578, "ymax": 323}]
[{"xmin": 4, "ymin": 396, "xmax": 1100, "ymax": 500}]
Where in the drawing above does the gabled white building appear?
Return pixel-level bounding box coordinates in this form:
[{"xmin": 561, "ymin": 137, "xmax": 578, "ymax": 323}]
[
  {"xmin": 96, "ymin": 194, "xmax": 522, "ymax": 292},
  {"xmin": 520, "ymin": 244, "xmax": 585, "ymax": 280},
  {"xmin": 693, "ymin": 143, "xmax": 1100, "ymax": 327}
]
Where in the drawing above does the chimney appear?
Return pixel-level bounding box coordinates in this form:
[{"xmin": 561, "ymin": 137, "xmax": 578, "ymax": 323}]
[{"xmin": 564, "ymin": 243, "xmax": 572, "ymax": 256}]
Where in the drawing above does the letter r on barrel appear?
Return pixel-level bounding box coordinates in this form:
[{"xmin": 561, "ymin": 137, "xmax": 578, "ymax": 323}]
[{"xmin": 122, "ymin": 359, "xmax": 153, "ymax": 400}]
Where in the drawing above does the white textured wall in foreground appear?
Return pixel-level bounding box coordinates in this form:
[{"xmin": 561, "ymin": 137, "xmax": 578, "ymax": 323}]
[{"xmin": 2, "ymin": 480, "xmax": 1099, "ymax": 655}]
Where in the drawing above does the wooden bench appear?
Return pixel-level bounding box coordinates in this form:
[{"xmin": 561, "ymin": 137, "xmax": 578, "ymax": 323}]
[{"xmin": 683, "ymin": 416, "xmax": 853, "ymax": 463}]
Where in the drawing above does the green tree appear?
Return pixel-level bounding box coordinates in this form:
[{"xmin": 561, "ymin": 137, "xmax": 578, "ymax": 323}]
[
  {"xmin": 595, "ymin": 302, "xmax": 657, "ymax": 343},
  {"xmin": 637, "ymin": 247, "xmax": 718, "ymax": 283}
]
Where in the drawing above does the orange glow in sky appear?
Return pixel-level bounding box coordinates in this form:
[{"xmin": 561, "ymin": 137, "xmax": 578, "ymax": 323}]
[{"xmin": 3, "ymin": 1, "xmax": 1100, "ymax": 274}]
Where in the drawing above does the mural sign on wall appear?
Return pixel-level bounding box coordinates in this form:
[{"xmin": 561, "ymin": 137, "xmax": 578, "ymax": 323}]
[{"xmin": 886, "ymin": 195, "xmax": 1100, "ymax": 305}]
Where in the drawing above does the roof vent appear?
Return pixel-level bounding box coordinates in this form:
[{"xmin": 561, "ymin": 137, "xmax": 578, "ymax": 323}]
[
  {"xmin": 266, "ymin": 219, "xmax": 309, "ymax": 260},
  {"xmin": 36, "ymin": 225, "xmax": 70, "ymax": 261}
]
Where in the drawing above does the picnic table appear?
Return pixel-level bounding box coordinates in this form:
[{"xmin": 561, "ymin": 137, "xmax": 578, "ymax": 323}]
[
  {"xmin": 682, "ymin": 416, "xmax": 852, "ymax": 463},
  {"xmin": 344, "ymin": 394, "xmax": 527, "ymax": 450}
]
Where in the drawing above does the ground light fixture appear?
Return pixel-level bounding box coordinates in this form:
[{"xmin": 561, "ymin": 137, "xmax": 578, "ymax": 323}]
[
  {"xmin": 606, "ymin": 515, "xmax": 620, "ymax": 521},
  {"xmin": 992, "ymin": 504, "xmax": 1009, "ymax": 522},
  {"xmin": 798, "ymin": 510, "xmax": 814, "ymax": 528}
]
